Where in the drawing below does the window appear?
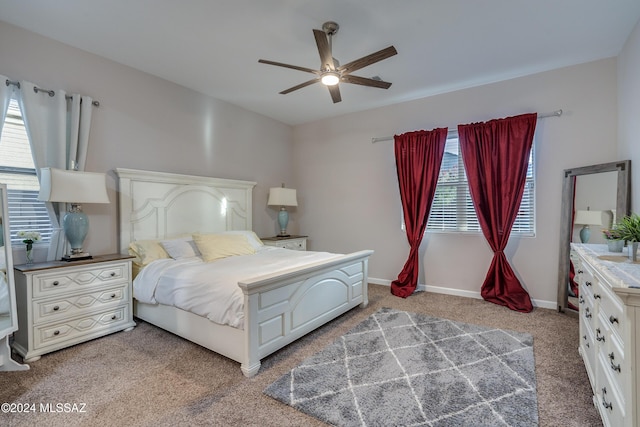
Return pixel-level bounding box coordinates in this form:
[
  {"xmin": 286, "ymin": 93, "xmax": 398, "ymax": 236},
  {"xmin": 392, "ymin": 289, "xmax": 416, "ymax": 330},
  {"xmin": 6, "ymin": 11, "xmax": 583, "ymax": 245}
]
[
  {"xmin": 426, "ymin": 135, "xmax": 535, "ymax": 235},
  {"xmin": 0, "ymin": 98, "xmax": 53, "ymax": 244}
]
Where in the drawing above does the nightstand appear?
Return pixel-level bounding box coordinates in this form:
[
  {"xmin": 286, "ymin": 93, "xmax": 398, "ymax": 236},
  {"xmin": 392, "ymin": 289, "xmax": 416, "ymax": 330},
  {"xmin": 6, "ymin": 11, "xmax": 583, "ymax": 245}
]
[
  {"xmin": 261, "ymin": 235, "xmax": 308, "ymax": 251},
  {"xmin": 12, "ymin": 254, "xmax": 136, "ymax": 362}
]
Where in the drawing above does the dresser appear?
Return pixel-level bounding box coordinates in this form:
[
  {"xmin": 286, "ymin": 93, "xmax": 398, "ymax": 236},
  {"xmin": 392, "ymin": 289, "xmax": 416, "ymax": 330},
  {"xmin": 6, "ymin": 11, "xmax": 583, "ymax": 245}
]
[
  {"xmin": 261, "ymin": 235, "xmax": 307, "ymax": 251},
  {"xmin": 572, "ymin": 243, "xmax": 640, "ymax": 427},
  {"xmin": 12, "ymin": 254, "xmax": 136, "ymax": 362}
]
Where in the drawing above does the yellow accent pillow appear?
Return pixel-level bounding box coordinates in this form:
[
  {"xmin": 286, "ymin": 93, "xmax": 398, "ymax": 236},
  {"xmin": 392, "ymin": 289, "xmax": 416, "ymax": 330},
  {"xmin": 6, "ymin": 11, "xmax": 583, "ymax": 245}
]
[
  {"xmin": 128, "ymin": 239, "xmax": 170, "ymax": 267},
  {"xmin": 193, "ymin": 233, "xmax": 256, "ymax": 262}
]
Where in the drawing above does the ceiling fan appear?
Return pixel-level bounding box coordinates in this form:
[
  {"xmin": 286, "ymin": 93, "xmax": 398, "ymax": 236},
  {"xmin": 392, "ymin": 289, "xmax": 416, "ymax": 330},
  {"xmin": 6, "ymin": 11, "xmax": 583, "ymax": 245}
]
[{"xmin": 258, "ymin": 21, "xmax": 397, "ymax": 103}]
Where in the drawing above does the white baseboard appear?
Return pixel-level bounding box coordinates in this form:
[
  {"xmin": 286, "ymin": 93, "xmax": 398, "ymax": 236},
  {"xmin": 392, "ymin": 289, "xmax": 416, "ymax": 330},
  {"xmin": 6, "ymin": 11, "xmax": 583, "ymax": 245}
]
[{"xmin": 367, "ymin": 277, "xmax": 557, "ymax": 310}]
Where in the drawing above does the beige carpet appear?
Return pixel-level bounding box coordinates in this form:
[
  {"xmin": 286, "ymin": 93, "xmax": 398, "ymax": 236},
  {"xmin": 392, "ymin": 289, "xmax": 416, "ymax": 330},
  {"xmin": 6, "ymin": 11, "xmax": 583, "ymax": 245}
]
[{"xmin": 1, "ymin": 284, "xmax": 602, "ymax": 427}]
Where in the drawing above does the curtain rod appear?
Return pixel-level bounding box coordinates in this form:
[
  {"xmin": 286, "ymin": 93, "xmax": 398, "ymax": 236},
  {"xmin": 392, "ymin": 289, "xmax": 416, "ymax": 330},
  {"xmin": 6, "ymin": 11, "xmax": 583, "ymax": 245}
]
[
  {"xmin": 371, "ymin": 109, "xmax": 563, "ymax": 143},
  {"xmin": 5, "ymin": 79, "xmax": 100, "ymax": 107}
]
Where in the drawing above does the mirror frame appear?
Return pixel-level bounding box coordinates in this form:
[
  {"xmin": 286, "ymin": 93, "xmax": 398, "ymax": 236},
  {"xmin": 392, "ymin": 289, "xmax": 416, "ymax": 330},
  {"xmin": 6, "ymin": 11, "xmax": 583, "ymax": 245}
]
[
  {"xmin": 0, "ymin": 183, "xmax": 19, "ymax": 336},
  {"xmin": 557, "ymin": 160, "xmax": 631, "ymax": 312}
]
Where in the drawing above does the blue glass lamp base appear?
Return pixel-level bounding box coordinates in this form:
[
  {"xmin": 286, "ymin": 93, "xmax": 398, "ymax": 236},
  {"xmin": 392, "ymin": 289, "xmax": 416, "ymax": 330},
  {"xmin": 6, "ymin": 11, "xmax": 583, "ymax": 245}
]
[
  {"xmin": 277, "ymin": 208, "xmax": 290, "ymax": 236},
  {"xmin": 579, "ymin": 225, "xmax": 591, "ymax": 243},
  {"xmin": 62, "ymin": 207, "xmax": 92, "ymax": 261}
]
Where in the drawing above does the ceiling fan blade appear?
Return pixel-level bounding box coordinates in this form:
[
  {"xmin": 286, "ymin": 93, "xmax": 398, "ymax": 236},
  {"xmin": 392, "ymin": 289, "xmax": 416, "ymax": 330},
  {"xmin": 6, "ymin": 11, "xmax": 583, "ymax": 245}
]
[
  {"xmin": 279, "ymin": 78, "xmax": 320, "ymax": 94},
  {"xmin": 313, "ymin": 29, "xmax": 335, "ymax": 71},
  {"xmin": 258, "ymin": 59, "xmax": 319, "ymax": 75},
  {"xmin": 328, "ymin": 84, "xmax": 341, "ymax": 103},
  {"xmin": 341, "ymin": 75, "xmax": 392, "ymax": 89},
  {"xmin": 337, "ymin": 46, "xmax": 397, "ymax": 75}
]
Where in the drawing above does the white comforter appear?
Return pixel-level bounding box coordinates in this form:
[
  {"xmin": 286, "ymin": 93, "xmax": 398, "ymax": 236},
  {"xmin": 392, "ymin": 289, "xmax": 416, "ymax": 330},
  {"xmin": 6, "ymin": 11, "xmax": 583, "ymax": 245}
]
[{"xmin": 133, "ymin": 246, "xmax": 341, "ymax": 329}]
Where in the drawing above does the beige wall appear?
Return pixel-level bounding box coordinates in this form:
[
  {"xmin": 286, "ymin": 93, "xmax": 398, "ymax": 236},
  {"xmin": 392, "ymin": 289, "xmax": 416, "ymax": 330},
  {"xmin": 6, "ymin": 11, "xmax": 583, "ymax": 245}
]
[
  {"xmin": 0, "ymin": 21, "xmax": 294, "ymax": 260},
  {"xmin": 618, "ymin": 18, "xmax": 640, "ymax": 214},
  {"xmin": 292, "ymin": 58, "xmax": 619, "ymax": 307}
]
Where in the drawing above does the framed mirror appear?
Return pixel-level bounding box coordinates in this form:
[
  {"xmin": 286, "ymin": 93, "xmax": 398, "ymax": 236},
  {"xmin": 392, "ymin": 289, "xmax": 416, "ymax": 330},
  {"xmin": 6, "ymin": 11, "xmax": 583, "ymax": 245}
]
[
  {"xmin": 0, "ymin": 183, "xmax": 29, "ymax": 370},
  {"xmin": 557, "ymin": 160, "xmax": 631, "ymax": 312}
]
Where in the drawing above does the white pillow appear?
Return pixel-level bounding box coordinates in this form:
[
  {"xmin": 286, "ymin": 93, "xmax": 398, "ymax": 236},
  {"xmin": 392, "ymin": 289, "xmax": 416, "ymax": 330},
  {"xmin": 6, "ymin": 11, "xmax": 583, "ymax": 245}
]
[
  {"xmin": 161, "ymin": 238, "xmax": 201, "ymax": 260},
  {"xmin": 222, "ymin": 230, "xmax": 263, "ymax": 251},
  {"xmin": 193, "ymin": 233, "xmax": 256, "ymax": 262}
]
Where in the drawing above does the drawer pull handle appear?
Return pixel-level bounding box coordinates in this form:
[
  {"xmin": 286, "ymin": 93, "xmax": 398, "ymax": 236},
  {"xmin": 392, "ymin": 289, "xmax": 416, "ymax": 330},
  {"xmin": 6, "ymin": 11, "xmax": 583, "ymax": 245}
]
[
  {"xmin": 609, "ymin": 353, "xmax": 621, "ymax": 372},
  {"xmin": 579, "ymin": 296, "xmax": 585, "ymax": 304},
  {"xmin": 586, "ymin": 281, "xmax": 592, "ymax": 287},
  {"xmin": 585, "ymin": 308, "xmax": 592, "ymax": 319},
  {"xmin": 609, "ymin": 315, "xmax": 619, "ymax": 324},
  {"xmin": 578, "ymin": 269, "xmax": 584, "ymax": 274},
  {"xmin": 111, "ymin": 315, "xmax": 117, "ymax": 320},
  {"xmin": 596, "ymin": 328, "xmax": 605, "ymax": 342},
  {"xmin": 601, "ymin": 387, "xmax": 613, "ymax": 411},
  {"xmin": 110, "ymin": 272, "xmax": 116, "ymax": 277},
  {"xmin": 52, "ymin": 281, "xmax": 59, "ymax": 286},
  {"xmin": 110, "ymin": 294, "xmax": 116, "ymax": 298},
  {"xmin": 594, "ymin": 294, "xmax": 601, "ymax": 299},
  {"xmin": 53, "ymin": 306, "xmax": 59, "ymax": 311},
  {"xmin": 53, "ymin": 330, "xmax": 60, "ymax": 336}
]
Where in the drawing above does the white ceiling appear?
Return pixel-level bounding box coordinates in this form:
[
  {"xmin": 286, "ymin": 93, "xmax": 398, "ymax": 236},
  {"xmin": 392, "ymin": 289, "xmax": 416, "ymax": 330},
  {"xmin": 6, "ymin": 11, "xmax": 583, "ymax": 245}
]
[{"xmin": 1, "ymin": 1, "xmax": 639, "ymax": 126}]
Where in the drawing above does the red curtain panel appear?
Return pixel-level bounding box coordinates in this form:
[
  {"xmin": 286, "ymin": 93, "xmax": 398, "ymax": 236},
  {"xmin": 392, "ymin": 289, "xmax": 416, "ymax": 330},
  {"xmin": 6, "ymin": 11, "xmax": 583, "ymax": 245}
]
[
  {"xmin": 458, "ymin": 113, "xmax": 537, "ymax": 312},
  {"xmin": 391, "ymin": 128, "xmax": 448, "ymax": 298}
]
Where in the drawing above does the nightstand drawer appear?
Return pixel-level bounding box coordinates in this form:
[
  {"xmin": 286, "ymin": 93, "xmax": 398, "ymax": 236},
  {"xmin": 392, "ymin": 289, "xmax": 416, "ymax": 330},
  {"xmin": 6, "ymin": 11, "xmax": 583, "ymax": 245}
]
[
  {"xmin": 275, "ymin": 240, "xmax": 306, "ymax": 250},
  {"xmin": 32, "ymin": 262, "xmax": 129, "ymax": 298},
  {"xmin": 34, "ymin": 306, "xmax": 129, "ymax": 350},
  {"xmin": 33, "ymin": 284, "xmax": 129, "ymax": 324},
  {"xmin": 262, "ymin": 235, "xmax": 307, "ymax": 251}
]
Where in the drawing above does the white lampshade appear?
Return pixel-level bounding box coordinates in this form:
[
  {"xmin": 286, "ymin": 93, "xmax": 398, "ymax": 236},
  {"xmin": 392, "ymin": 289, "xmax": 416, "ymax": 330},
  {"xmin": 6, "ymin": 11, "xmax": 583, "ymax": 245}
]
[
  {"xmin": 38, "ymin": 168, "xmax": 109, "ymax": 204},
  {"xmin": 574, "ymin": 210, "xmax": 602, "ymax": 226},
  {"xmin": 267, "ymin": 187, "xmax": 297, "ymax": 207}
]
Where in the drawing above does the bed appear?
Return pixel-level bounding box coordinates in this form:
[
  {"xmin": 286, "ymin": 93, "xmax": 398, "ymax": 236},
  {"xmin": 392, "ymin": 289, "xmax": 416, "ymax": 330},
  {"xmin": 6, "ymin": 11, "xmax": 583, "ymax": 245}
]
[{"xmin": 116, "ymin": 168, "xmax": 373, "ymax": 377}]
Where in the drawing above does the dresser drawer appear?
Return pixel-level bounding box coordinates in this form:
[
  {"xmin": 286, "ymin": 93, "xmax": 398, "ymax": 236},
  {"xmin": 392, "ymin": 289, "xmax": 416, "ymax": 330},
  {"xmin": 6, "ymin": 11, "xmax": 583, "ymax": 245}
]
[
  {"xmin": 598, "ymin": 283, "xmax": 625, "ymax": 342},
  {"xmin": 580, "ymin": 318, "xmax": 597, "ymax": 388},
  {"xmin": 597, "ymin": 322, "xmax": 626, "ymax": 401},
  {"xmin": 32, "ymin": 262, "xmax": 129, "ymax": 298},
  {"xmin": 33, "ymin": 305, "xmax": 129, "ymax": 350},
  {"xmin": 596, "ymin": 351, "xmax": 626, "ymax": 427},
  {"xmin": 32, "ymin": 284, "xmax": 129, "ymax": 324}
]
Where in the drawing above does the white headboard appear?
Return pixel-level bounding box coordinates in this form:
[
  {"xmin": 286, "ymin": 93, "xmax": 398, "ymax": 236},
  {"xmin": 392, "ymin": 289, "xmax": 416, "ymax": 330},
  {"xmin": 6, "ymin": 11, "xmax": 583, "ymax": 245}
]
[{"xmin": 116, "ymin": 168, "xmax": 256, "ymax": 254}]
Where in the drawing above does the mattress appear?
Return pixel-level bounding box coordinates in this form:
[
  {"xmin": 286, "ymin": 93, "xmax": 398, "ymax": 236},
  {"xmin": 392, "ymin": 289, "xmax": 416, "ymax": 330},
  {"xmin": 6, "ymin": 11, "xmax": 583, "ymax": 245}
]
[{"xmin": 133, "ymin": 246, "xmax": 341, "ymax": 329}]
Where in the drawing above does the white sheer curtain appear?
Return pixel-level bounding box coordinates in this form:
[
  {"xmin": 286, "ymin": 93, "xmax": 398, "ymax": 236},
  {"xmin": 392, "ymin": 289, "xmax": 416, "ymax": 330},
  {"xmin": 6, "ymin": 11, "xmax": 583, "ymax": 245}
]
[
  {"xmin": 17, "ymin": 81, "xmax": 93, "ymax": 260},
  {"xmin": 1, "ymin": 76, "xmax": 18, "ymax": 250}
]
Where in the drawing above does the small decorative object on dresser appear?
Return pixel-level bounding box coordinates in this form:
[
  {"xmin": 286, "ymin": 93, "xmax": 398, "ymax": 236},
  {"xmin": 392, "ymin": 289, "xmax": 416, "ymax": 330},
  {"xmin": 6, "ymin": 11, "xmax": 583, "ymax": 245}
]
[
  {"xmin": 616, "ymin": 214, "xmax": 640, "ymax": 262},
  {"xmin": 261, "ymin": 235, "xmax": 307, "ymax": 251},
  {"xmin": 12, "ymin": 254, "xmax": 136, "ymax": 362},
  {"xmin": 17, "ymin": 231, "xmax": 41, "ymax": 264},
  {"xmin": 602, "ymin": 226, "xmax": 624, "ymax": 253},
  {"xmin": 572, "ymin": 243, "xmax": 640, "ymax": 427}
]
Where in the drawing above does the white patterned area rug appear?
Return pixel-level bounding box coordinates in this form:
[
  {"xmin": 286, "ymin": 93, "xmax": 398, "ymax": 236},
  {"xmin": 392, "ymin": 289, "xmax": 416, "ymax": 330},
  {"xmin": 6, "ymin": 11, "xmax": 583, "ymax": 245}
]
[{"xmin": 264, "ymin": 307, "xmax": 538, "ymax": 427}]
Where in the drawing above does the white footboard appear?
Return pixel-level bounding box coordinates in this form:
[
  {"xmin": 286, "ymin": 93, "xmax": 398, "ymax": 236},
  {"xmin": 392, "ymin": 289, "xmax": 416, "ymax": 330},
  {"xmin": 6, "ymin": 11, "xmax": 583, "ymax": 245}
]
[{"xmin": 238, "ymin": 250, "xmax": 373, "ymax": 376}]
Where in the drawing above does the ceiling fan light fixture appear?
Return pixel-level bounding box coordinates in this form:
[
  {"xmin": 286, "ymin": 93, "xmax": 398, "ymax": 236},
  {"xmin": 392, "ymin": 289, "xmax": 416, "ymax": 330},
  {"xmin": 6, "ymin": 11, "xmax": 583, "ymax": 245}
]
[{"xmin": 321, "ymin": 72, "xmax": 340, "ymax": 86}]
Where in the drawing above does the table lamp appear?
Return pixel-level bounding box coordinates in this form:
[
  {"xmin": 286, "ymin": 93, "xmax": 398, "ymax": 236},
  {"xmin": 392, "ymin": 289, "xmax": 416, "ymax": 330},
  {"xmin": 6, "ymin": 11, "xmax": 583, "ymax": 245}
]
[
  {"xmin": 38, "ymin": 168, "xmax": 110, "ymax": 261},
  {"xmin": 574, "ymin": 209, "xmax": 602, "ymax": 243},
  {"xmin": 267, "ymin": 185, "xmax": 297, "ymax": 237}
]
